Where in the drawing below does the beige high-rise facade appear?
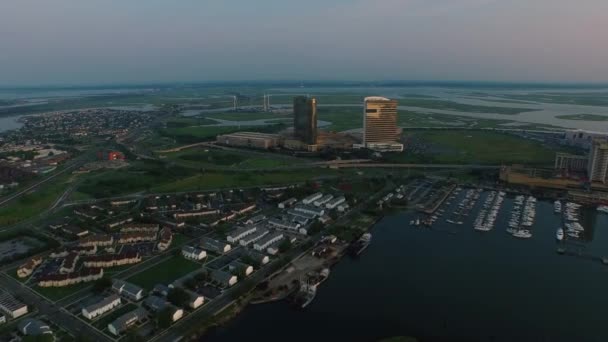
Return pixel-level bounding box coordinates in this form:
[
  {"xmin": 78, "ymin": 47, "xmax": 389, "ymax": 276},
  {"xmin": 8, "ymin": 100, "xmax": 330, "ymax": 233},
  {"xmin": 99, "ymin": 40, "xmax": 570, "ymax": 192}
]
[
  {"xmin": 363, "ymin": 97, "xmax": 403, "ymax": 152},
  {"xmin": 588, "ymin": 139, "xmax": 608, "ymax": 183}
]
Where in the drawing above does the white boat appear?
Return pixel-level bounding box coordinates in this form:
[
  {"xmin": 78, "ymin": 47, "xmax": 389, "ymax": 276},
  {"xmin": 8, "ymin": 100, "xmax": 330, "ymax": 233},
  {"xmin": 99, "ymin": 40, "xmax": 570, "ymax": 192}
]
[
  {"xmin": 598, "ymin": 205, "xmax": 608, "ymax": 214},
  {"xmin": 556, "ymin": 228, "xmax": 564, "ymax": 241},
  {"xmin": 513, "ymin": 230, "xmax": 532, "ymax": 239},
  {"xmin": 554, "ymin": 200, "xmax": 562, "ymax": 213}
]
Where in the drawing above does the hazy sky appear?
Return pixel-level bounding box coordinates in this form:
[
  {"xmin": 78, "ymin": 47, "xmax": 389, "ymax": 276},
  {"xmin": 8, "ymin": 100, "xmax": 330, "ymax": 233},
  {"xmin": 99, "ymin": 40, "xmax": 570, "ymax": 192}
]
[{"xmin": 1, "ymin": 0, "xmax": 607, "ymax": 85}]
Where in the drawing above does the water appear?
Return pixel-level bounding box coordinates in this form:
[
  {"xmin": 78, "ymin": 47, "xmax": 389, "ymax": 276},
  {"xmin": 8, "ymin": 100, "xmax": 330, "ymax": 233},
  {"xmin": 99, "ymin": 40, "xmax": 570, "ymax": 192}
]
[
  {"xmin": 0, "ymin": 116, "xmax": 23, "ymax": 133},
  {"xmin": 205, "ymin": 193, "xmax": 608, "ymax": 342}
]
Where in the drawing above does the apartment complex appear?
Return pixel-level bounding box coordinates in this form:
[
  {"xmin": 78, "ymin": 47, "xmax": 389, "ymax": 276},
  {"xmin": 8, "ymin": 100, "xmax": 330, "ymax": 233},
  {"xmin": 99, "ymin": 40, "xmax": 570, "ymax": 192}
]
[{"xmin": 588, "ymin": 139, "xmax": 608, "ymax": 183}]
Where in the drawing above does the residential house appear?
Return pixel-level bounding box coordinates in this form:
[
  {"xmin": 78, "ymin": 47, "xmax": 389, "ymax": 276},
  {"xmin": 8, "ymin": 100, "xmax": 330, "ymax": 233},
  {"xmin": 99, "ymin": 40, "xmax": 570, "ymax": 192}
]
[
  {"xmin": 112, "ymin": 280, "xmax": 144, "ymax": 301},
  {"xmin": 82, "ymin": 294, "xmax": 121, "ymax": 320},
  {"xmin": 108, "ymin": 307, "xmax": 147, "ymax": 336},
  {"xmin": 182, "ymin": 246, "xmax": 207, "ymax": 261}
]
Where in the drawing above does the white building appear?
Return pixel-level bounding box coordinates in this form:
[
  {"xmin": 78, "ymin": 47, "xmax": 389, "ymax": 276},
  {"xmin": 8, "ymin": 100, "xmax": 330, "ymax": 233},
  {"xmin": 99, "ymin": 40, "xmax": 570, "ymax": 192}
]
[
  {"xmin": 326, "ymin": 196, "xmax": 346, "ymax": 209},
  {"xmin": 82, "ymin": 294, "xmax": 121, "ymax": 320},
  {"xmin": 278, "ymin": 198, "xmax": 297, "ymax": 209},
  {"xmin": 254, "ymin": 232, "xmax": 284, "ymax": 252},
  {"xmin": 0, "ymin": 290, "xmax": 28, "ymax": 319},
  {"xmin": 112, "ymin": 280, "xmax": 144, "ymax": 301},
  {"xmin": 211, "ymin": 270, "xmax": 238, "ymax": 287},
  {"xmin": 314, "ymin": 194, "xmax": 334, "ymax": 207},
  {"xmin": 227, "ymin": 226, "xmax": 258, "ymax": 244},
  {"xmin": 108, "ymin": 308, "xmax": 147, "ymax": 336},
  {"xmin": 294, "ymin": 204, "xmax": 325, "ymax": 217},
  {"xmin": 186, "ymin": 290, "xmax": 205, "ymax": 309},
  {"xmin": 246, "ymin": 251, "xmax": 270, "ymax": 265},
  {"xmin": 302, "ymin": 193, "xmax": 323, "ymax": 205},
  {"xmin": 182, "ymin": 246, "xmax": 207, "ymax": 261},
  {"xmin": 268, "ymin": 218, "xmax": 300, "ymax": 231},
  {"xmin": 239, "ymin": 229, "xmax": 269, "ymax": 246},
  {"xmin": 228, "ymin": 261, "xmax": 254, "ymax": 277},
  {"xmin": 201, "ymin": 237, "xmax": 231, "ymax": 254}
]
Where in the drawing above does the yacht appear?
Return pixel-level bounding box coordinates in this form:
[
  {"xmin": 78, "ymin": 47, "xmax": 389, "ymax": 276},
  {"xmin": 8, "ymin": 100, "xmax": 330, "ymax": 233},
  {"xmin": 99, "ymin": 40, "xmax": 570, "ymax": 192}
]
[
  {"xmin": 513, "ymin": 230, "xmax": 532, "ymax": 239},
  {"xmin": 554, "ymin": 200, "xmax": 562, "ymax": 213},
  {"xmin": 556, "ymin": 228, "xmax": 564, "ymax": 241},
  {"xmin": 598, "ymin": 205, "xmax": 608, "ymax": 214}
]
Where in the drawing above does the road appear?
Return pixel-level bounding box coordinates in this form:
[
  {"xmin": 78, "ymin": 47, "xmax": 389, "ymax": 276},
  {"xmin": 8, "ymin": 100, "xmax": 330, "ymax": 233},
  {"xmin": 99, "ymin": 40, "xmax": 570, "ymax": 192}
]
[
  {"xmin": 0, "ymin": 161, "xmax": 82, "ymax": 207},
  {"xmin": 0, "ymin": 274, "xmax": 113, "ymax": 342}
]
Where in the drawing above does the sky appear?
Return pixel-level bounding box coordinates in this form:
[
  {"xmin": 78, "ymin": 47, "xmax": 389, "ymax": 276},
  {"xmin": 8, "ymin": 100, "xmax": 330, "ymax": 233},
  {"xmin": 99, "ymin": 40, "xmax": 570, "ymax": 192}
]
[{"xmin": 1, "ymin": 0, "xmax": 607, "ymax": 86}]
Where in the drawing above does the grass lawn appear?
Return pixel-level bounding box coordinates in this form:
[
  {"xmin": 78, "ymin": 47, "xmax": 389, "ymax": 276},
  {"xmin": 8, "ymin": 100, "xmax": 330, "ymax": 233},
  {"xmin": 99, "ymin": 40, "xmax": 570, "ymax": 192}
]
[
  {"xmin": 237, "ymin": 158, "xmax": 295, "ymax": 168},
  {"xmin": 35, "ymin": 282, "xmax": 91, "ymax": 301},
  {"xmin": 0, "ymin": 174, "xmax": 73, "ymax": 226},
  {"xmin": 92, "ymin": 303, "xmax": 138, "ymax": 330},
  {"xmin": 171, "ymin": 233, "xmax": 192, "ymax": 248},
  {"xmin": 126, "ymin": 255, "xmax": 201, "ymax": 290},
  {"xmin": 556, "ymin": 114, "xmax": 608, "ymax": 121},
  {"xmin": 398, "ymin": 98, "xmax": 537, "ymax": 115},
  {"xmin": 151, "ymin": 169, "xmax": 343, "ymax": 193},
  {"xmin": 394, "ymin": 130, "xmax": 561, "ymax": 165}
]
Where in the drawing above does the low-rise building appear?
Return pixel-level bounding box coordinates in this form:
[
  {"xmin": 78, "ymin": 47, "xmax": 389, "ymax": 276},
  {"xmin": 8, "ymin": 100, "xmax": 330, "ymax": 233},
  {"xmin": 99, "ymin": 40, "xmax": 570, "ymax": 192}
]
[
  {"xmin": 0, "ymin": 290, "xmax": 28, "ymax": 318},
  {"xmin": 216, "ymin": 132, "xmax": 281, "ymax": 149},
  {"xmin": 118, "ymin": 231, "xmax": 157, "ymax": 244},
  {"xmin": 60, "ymin": 253, "xmax": 79, "ymax": 274},
  {"xmin": 82, "ymin": 294, "xmax": 122, "ymax": 320},
  {"xmin": 239, "ymin": 229, "xmax": 269, "ymax": 246},
  {"xmin": 143, "ymin": 296, "xmax": 183, "ymax": 322},
  {"xmin": 84, "ymin": 252, "xmax": 142, "ymax": 268},
  {"xmin": 157, "ymin": 227, "xmax": 173, "ymax": 251},
  {"xmin": 294, "ymin": 204, "xmax": 325, "ymax": 217},
  {"xmin": 108, "ymin": 307, "xmax": 147, "ymax": 336},
  {"xmin": 186, "ymin": 290, "xmax": 205, "ymax": 309},
  {"xmin": 38, "ymin": 268, "xmax": 104, "ymax": 288},
  {"xmin": 227, "ymin": 225, "xmax": 258, "ymax": 244},
  {"xmin": 106, "ymin": 217, "xmax": 134, "ymax": 230},
  {"xmin": 0, "ymin": 315, "xmax": 5, "ymax": 324},
  {"xmin": 79, "ymin": 234, "xmax": 114, "ymax": 248},
  {"xmin": 50, "ymin": 245, "xmax": 97, "ymax": 258},
  {"xmin": 182, "ymin": 246, "xmax": 207, "ymax": 261},
  {"xmin": 278, "ymin": 197, "xmax": 297, "ymax": 209},
  {"xmin": 17, "ymin": 256, "xmax": 43, "ymax": 278},
  {"xmin": 245, "ymin": 251, "xmax": 270, "ymax": 265},
  {"xmin": 18, "ymin": 319, "xmax": 53, "ymax": 337},
  {"xmin": 302, "ymin": 192, "xmax": 323, "ymax": 205},
  {"xmin": 120, "ymin": 223, "xmax": 159, "ymax": 233},
  {"xmin": 60, "ymin": 225, "xmax": 89, "ymax": 238},
  {"xmin": 211, "ymin": 270, "xmax": 238, "ymax": 287},
  {"xmin": 228, "ymin": 261, "xmax": 254, "ymax": 277},
  {"xmin": 153, "ymin": 284, "xmax": 171, "ymax": 297},
  {"xmin": 287, "ymin": 209, "xmax": 316, "ymax": 221},
  {"xmin": 173, "ymin": 209, "xmax": 219, "ymax": 220},
  {"xmin": 314, "ymin": 194, "xmax": 334, "ymax": 207},
  {"xmin": 326, "ymin": 196, "xmax": 346, "ymax": 209},
  {"xmin": 200, "ymin": 237, "xmax": 231, "ymax": 254},
  {"xmin": 245, "ymin": 214, "xmax": 266, "ymax": 225},
  {"xmin": 268, "ymin": 218, "xmax": 300, "ymax": 231},
  {"xmin": 253, "ymin": 232, "xmax": 284, "ymax": 252},
  {"xmin": 112, "ymin": 280, "xmax": 145, "ymax": 301}
]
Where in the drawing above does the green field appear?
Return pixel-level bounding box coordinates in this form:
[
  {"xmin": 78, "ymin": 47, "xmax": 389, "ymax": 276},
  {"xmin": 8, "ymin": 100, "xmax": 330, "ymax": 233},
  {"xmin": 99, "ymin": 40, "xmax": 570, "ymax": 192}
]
[
  {"xmin": 393, "ymin": 130, "xmax": 561, "ymax": 165},
  {"xmin": 556, "ymin": 114, "xmax": 608, "ymax": 121},
  {"xmin": 161, "ymin": 148, "xmax": 302, "ymax": 169},
  {"xmin": 158, "ymin": 122, "xmax": 287, "ymax": 144},
  {"xmin": 398, "ymin": 98, "xmax": 537, "ymax": 115},
  {"xmin": 0, "ymin": 174, "xmax": 74, "ymax": 226},
  {"xmin": 126, "ymin": 255, "xmax": 201, "ymax": 290},
  {"xmin": 206, "ymin": 111, "xmax": 291, "ymax": 122},
  {"xmin": 35, "ymin": 282, "xmax": 91, "ymax": 301},
  {"xmin": 166, "ymin": 116, "xmax": 217, "ymax": 127},
  {"xmin": 151, "ymin": 169, "xmax": 343, "ymax": 193}
]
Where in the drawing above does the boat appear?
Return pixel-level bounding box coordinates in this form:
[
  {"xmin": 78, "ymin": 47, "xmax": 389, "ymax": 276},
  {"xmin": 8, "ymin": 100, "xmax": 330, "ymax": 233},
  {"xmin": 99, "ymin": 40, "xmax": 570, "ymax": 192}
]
[
  {"xmin": 415, "ymin": 219, "xmax": 420, "ymax": 226},
  {"xmin": 309, "ymin": 268, "xmax": 330, "ymax": 287},
  {"xmin": 554, "ymin": 200, "xmax": 562, "ymax": 213},
  {"xmin": 556, "ymin": 228, "xmax": 564, "ymax": 241},
  {"xmin": 294, "ymin": 283, "xmax": 317, "ymax": 309},
  {"xmin": 350, "ymin": 233, "xmax": 372, "ymax": 256},
  {"xmin": 598, "ymin": 205, "xmax": 608, "ymax": 214},
  {"xmin": 513, "ymin": 230, "xmax": 532, "ymax": 239}
]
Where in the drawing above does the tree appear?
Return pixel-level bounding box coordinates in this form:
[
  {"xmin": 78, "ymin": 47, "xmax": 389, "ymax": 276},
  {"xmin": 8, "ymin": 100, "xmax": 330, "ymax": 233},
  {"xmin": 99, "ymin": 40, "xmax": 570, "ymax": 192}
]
[
  {"xmin": 156, "ymin": 307, "xmax": 174, "ymax": 329},
  {"xmin": 278, "ymin": 239, "xmax": 292, "ymax": 253},
  {"xmin": 93, "ymin": 276, "xmax": 112, "ymax": 293},
  {"xmin": 167, "ymin": 287, "xmax": 189, "ymax": 308}
]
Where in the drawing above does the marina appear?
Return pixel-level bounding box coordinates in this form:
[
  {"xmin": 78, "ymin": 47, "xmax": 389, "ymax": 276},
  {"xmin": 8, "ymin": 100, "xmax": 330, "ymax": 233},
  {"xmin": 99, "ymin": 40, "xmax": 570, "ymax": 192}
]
[{"xmin": 205, "ymin": 193, "xmax": 608, "ymax": 342}]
